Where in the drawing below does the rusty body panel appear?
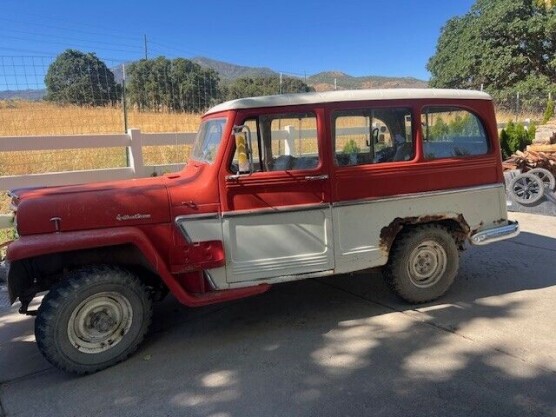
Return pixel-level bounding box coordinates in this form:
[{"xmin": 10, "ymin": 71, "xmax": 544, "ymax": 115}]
[{"xmin": 379, "ymin": 213, "xmax": 471, "ymax": 253}]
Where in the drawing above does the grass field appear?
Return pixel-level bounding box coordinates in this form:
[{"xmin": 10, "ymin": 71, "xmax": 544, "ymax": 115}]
[{"xmin": 0, "ymin": 100, "xmax": 202, "ymax": 216}]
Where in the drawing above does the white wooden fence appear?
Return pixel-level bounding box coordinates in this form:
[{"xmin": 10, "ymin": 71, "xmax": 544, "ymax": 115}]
[{"xmin": 0, "ymin": 129, "xmax": 196, "ymax": 229}]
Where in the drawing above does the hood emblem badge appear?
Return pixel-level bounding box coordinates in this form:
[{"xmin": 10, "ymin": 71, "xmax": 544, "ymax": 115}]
[{"xmin": 116, "ymin": 213, "xmax": 152, "ymax": 221}]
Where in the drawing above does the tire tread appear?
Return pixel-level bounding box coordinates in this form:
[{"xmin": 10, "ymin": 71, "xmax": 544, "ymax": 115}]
[{"xmin": 35, "ymin": 265, "xmax": 152, "ymax": 375}]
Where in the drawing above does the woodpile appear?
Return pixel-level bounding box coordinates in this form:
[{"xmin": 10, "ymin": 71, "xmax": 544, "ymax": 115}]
[{"xmin": 502, "ymin": 150, "xmax": 556, "ymax": 175}]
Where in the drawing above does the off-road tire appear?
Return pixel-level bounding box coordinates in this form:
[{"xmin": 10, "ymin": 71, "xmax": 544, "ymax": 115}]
[
  {"xmin": 383, "ymin": 224, "xmax": 459, "ymax": 304},
  {"xmin": 35, "ymin": 265, "xmax": 152, "ymax": 375}
]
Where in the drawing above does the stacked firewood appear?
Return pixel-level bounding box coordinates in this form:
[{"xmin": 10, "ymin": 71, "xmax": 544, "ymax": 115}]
[{"xmin": 502, "ymin": 150, "xmax": 556, "ymax": 175}]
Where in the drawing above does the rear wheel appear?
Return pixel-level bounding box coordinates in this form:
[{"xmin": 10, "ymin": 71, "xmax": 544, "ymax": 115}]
[
  {"xmin": 35, "ymin": 265, "xmax": 152, "ymax": 374},
  {"xmin": 384, "ymin": 224, "xmax": 459, "ymax": 303}
]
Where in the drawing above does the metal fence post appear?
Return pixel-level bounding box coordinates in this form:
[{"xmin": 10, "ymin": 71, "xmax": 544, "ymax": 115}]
[
  {"xmin": 122, "ymin": 64, "xmax": 128, "ymax": 133},
  {"xmin": 127, "ymin": 129, "xmax": 144, "ymax": 178}
]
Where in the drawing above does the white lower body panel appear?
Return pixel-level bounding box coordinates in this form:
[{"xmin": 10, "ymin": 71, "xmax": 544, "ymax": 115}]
[{"xmin": 222, "ymin": 207, "xmax": 334, "ymax": 284}]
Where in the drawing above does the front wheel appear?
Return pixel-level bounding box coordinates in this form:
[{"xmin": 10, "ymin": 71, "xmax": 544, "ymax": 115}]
[
  {"xmin": 35, "ymin": 265, "xmax": 152, "ymax": 374},
  {"xmin": 383, "ymin": 225, "xmax": 459, "ymax": 303}
]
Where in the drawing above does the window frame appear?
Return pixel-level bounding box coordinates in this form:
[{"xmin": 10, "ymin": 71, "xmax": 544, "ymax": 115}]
[
  {"xmin": 229, "ymin": 110, "xmax": 321, "ymax": 174},
  {"xmin": 420, "ymin": 105, "xmax": 491, "ymax": 161},
  {"xmin": 331, "ymin": 106, "xmax": 415, "ymax": 167}
]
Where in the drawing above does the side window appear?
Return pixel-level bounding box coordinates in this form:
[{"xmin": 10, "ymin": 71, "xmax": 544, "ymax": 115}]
[
  {"xmin": 264, "ymin": 113, "xmax": 319, "ymax": 171},
  {"xmin": 231, "ymin": 112, "xmax": 319, "ymax": 173},
  {"xmin": 421, "ymin": 107, "xmax": 489, "ymax": 160},
  {"xmin": 334, "ymin": 108, "xmax": 413, "ymax": 166}
]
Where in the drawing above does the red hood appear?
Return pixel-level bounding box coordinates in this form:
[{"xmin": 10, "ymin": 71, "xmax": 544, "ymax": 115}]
[{"xmin": 14, "ymin": 176, "xmax": 171, "ymax": 235}]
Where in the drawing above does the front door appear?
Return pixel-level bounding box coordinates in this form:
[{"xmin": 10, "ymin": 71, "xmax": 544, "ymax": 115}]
[{"xmin": 219, "ymin": 109, "xmax": 334, "ymax": 285}]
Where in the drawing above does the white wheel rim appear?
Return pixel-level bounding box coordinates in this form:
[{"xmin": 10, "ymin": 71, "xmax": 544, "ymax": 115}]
[
  {"xmin": 407, "ymin": 240, "xmax": 447, "ymax": 288},
  {"xmin": 67, "ymin": 292, "xmax": 133, "ymax": 354}
]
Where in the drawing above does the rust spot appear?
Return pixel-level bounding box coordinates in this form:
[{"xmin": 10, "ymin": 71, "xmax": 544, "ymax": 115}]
[
  {"xmin": 379, "ymin": 217, "xmax": 412, "ymax": 252},
  {"xmin": 379, "ymin": 213, "xmax": 470, "ymax": 252}
]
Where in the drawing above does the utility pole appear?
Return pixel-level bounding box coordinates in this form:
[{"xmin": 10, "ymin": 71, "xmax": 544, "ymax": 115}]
[{"xmin": 144, "ymin": 34, "xmax": 148, "ymax": 60}]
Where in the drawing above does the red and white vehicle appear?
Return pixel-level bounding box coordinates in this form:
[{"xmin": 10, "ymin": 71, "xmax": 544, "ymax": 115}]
[{"xmin": 5, "ymin": 89, "xmax": 519, "ymax": 374}]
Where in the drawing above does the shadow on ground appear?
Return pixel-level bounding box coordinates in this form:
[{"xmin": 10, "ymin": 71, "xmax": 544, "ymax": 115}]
[{"xmin": 0, "ymin": 230, "xmax": 555, "ymax": 417}]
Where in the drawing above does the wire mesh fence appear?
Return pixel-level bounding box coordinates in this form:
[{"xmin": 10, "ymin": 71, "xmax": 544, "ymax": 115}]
[
  {"xmin": 491, "ymin": 90, "xmax": 554, "ymax": 122},
  {"xmin": 0, "ymin": 55, "xmax": 312, "ymax": 137},
  {"xmin": 2, "ymin": 55, "xmax": 553, "ymax": 137},
  {"xmin": 0, "ymin": 54, "xmax": 554, "ymax": 183}
]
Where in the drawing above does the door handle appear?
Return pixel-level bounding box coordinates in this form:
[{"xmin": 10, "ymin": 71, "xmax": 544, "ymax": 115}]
[{"xmin": 305, "ymin": 174, "xmax": 329, "ymax": 181}]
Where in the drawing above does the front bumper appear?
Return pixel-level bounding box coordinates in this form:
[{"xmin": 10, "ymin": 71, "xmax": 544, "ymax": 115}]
[{"xmin": 470, "ymin": 221, "xmax": 520, "ymax": 246}]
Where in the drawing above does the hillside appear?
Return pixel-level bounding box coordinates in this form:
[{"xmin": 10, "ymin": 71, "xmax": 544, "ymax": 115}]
[
  {"xmin": 0, "ymin": 57, "xmax": 428, "ymax": 101},
  {"xmin": 308, "ymin": 71, "xmax": 428, "ymax": 91},
  {"xmin": 193, "ymin": 57, "xmax": 428, "ymax": 89},
  {"xmin": 192, "ymin": 57, "xmax": 277, "ymax": 80},
  {"xmin": 0, "ymin": 89, "xmax": 45, "ymax": 100}
]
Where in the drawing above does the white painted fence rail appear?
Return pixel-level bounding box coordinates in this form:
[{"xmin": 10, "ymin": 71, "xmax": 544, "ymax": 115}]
[{"xmin": 0, "ymin": 129, "xmax": 196, "ymax": 229}]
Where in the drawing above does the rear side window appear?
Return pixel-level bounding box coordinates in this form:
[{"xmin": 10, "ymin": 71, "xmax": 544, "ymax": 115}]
[
  {"xmin": 333, "ymin": 108, "xmax": 413, "ymax": 166},
  {"xmin": 421, "ymin": 107, "xmax": 489, "ymax": 160}
]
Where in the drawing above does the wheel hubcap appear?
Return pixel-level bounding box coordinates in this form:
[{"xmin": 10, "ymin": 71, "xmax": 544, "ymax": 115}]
[
  {"xmin": 408, "ymin": 240, "xmax": 447, "ymax": 288},
  {"xmin": 68, "ymin": 292, "xmax": 133, "ymax": 354},
  {"xmin": 513, "ymin": 177, "xmax": 541, "ymax": 200}
]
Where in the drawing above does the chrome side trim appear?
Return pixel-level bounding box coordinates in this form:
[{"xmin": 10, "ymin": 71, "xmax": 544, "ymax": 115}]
[
  {"xmin": 175, "ymin": 213, "xmax": 220, "ymax": 222},
  {"xmin": 222, "ymin": 203, "xmax": 331, "ymax": 218},
  {"xmin": 228, "ymin": 269, "xmax": 336, "ymax": 288},
  {"xmin": 204, "ymin": 271, "xmax": 218, "ymax": 290},
  {"xmin": 470, "ymin": 221, "xmax": 519, "ymax": 246},
  {"xmin": 174, "ymin": 213, "xmax": 220, "ymax": 244},
  {"xmin": 332, "ymin": 183, "xmax": 505, "ymax": 208}
]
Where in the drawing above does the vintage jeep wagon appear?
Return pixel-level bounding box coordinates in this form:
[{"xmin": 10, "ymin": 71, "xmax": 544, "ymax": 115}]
[{"xmin": 6, "ymin": 89, "xmax": 519, "ymax": 374}]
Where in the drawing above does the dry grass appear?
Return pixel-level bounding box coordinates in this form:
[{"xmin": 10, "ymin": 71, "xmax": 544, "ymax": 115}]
[
  {"xmin": 495, "ymin": 110, "xmax": 542, "ymax": 124},
  {"xmin": 0, "ymin": 100, "xmax": 201, "ymax": 135},
  {"xmin": 0, "ymin": 100, "xmax": 202, "ymax": 215},
  {"xmin": 0, "ymin": 100, "xmax": 202, "ymax": 174}
]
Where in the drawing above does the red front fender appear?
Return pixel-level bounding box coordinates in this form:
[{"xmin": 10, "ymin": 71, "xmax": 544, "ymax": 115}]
[{"xmin": 7, "ymin": 228, "xmax": 269, "ymax": 307}]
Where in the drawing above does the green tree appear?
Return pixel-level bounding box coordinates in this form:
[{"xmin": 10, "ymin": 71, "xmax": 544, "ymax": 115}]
[
  {"xmin": 224, "ymin": 76, "xmax": 313, "ymax": 100},
  {"xmin": 45, "ymin": 49, "xmax": 120, "ymax": 106},
  {"xmin": 429, "ymin": 117, "xmax": 450, "ymax": 140},
  {"xmin": 126, "ymin": 57, "xmax": 220, "ymax": 112},
  {"xmin": 428, "ymin": 1, "xmax": 556, "ymax": 97}
]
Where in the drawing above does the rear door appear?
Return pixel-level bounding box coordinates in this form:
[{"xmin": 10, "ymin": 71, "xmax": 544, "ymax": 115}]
[{"xmin": 219, "ymin": 108, "xmax": 334, "ymax": 285}]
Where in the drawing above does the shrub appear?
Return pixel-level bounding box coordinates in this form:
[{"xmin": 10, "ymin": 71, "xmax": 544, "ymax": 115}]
[
  {"xmin": 342, "ymin": 139, "xmax": 361, "ymax": 154},
  {"xmin": 543, "ymin": 99, "xmax": 555, "ymax": 124},
  {"xmin": 500, "ymin": 121, "xmax": 534, "ymax": 159}
]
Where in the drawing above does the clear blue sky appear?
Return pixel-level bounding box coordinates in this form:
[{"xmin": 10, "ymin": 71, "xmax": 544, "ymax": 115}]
[{"xmin": 0, "ymin": 0, "xmax": 475, "ymax": 81}]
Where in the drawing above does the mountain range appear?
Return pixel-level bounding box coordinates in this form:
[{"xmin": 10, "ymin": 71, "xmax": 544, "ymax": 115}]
[
  {"xmin": 0, "ymin": 56, "xmax": 427, "ymax": 99},
  {"xmin": 191, "ymin": 57, "xmax": 427, "ymax": 91}
]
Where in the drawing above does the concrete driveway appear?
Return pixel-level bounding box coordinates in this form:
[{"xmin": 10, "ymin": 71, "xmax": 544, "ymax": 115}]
[{"xmin": 0, "ymin": 212, "xmax": 555, "ymax": 417}]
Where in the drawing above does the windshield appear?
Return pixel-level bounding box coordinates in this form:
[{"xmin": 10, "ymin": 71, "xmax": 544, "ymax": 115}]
[{"xmin": 191, "ymin": 118, "xmax": 227, "ymax": 163}]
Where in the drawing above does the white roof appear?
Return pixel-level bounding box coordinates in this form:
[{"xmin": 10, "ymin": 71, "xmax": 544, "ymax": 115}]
[{"xmin": 205, "ymin": 88, "xmax": 492, "ymax": 115}]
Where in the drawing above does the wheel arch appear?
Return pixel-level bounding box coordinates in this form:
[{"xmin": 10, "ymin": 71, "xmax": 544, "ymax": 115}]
[
  {"xmin": 6, "ymin": 227, "xmax": 172, "ymax": 307},
  {"xmin": 379, "ymin": 213, "xmax": 470, "ymax": 257}
]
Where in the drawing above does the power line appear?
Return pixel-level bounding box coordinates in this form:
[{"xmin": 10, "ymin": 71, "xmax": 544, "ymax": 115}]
[
  {"xmin": 0, "ymin": 34, "xmax": 144, "ymax": 55},
  {"xmin": 0, "ymin": 28, "xmax": 144, "ymax": 50},
  {"xmin": 0, "ymin": 13, "xmax": 143, "ymax": 42}
]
